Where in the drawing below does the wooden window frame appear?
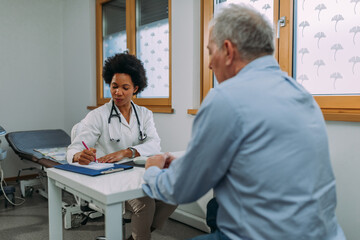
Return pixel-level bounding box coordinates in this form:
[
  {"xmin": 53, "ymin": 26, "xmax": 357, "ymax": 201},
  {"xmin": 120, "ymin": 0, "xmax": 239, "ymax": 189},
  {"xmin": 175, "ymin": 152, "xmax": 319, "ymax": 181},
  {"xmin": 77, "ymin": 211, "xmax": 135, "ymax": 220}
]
[
  {"xmin": 187, "ymin": 0, "xmax": 213, "ymax": 115},
  {"xmin": 193, "ymin": 0, "xmax": 360, "ymax": 122},
  {"xmin": 94, "ymin": 0, "xmax": 173, "ymax": 113}
]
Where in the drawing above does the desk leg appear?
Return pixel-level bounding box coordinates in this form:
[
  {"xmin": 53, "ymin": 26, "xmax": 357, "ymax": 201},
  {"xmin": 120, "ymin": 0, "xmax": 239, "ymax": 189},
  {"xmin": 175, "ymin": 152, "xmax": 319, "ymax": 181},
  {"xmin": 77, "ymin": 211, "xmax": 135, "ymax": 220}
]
[
  {"xmin": 48, "ymin": 178, "xmax": 62, "ymax": 240},
  {"xmin": 105, "ymin": 202, "xmax": 123, "ymax": 240}
]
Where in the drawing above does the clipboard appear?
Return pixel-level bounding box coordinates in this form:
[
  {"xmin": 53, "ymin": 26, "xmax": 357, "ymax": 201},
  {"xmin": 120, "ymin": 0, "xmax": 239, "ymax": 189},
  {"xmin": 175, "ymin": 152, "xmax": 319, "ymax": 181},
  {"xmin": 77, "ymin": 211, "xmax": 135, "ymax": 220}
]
[{"xmin": 54, "ymin": 163, "xmax": 133, "ymax": 176}]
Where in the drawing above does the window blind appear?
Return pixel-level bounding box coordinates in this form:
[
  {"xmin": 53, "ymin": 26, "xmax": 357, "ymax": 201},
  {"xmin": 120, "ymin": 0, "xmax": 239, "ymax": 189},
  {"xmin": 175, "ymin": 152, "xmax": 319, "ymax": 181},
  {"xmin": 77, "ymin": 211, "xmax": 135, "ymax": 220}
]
[{"xmin": 138, "ymin": 0, "xmax": 168, "ymax": 26}]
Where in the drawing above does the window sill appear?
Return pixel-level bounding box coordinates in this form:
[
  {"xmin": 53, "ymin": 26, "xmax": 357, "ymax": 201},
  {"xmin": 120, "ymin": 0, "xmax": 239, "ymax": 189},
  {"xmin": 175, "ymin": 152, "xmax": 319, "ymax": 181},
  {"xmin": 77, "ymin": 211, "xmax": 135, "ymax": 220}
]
[
  {"xmin": 187, "ymin": 109, "xmax": 198, "ymax": 115},
  {"xmin": 322, "ymin": 109, "xmax": 360, "ymax": 122},
  {"xmin": 87, "ymin": 105, "xmax": 174, "ymax": 113},
  {"xmin": 146, "ymin": 106, "xmax": 174, "ymax": 113},
  {"xmin": 186, "ymin": 108, "xmax": 360, "ymax": 122}
]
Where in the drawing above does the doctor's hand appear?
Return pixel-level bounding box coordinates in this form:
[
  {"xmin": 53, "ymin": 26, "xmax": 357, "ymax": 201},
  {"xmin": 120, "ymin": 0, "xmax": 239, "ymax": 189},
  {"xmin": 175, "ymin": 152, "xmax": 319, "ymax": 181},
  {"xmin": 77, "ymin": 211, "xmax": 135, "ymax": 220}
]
[
  {"xmin": 74, "ymin": 148, "xmax": 97, "ymax": 165},
  {"xmin": 97, "ymin": 150, "xmax": 127, "ymax": 163},
  {"xmin": 145, "ymin": 153, "xmax": 176, "ymax": 169}
]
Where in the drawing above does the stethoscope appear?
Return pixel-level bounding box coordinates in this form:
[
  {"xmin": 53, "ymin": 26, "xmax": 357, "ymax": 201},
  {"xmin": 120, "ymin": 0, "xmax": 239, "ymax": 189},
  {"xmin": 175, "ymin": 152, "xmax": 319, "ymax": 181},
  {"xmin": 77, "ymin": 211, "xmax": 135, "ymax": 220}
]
[{"xmin": 108, "ymin": 100, "xmax": 147, "ymax": 142}]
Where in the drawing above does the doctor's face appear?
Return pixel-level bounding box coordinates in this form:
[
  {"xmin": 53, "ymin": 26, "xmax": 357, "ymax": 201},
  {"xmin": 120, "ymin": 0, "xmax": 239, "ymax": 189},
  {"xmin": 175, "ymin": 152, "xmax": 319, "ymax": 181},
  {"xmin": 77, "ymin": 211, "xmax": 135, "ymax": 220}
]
[{"xmin": 110, "ymin": 73, "xmax": 138, "ymax": 108}]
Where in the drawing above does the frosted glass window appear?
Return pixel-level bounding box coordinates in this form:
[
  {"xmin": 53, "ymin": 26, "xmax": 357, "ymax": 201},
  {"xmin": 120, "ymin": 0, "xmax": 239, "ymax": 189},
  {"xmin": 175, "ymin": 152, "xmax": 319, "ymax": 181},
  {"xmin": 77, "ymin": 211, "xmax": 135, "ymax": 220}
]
[
  {"xmin": 294, "ymin": 0, "xmax": 360, "ymax": 95},
  {"xmin": 214, "ymin": 0, "xmax": 274, "ymax": 23},
  {"xmin": 213, "ymin": 0, "xmax": 274, "ymax": 86},
  {"xmin": 136, "ymin": 0, "xmax": 169, "ymax": 98},
  {"xmin": 102, "ymin": 0, "xmax": 127, "ymax": 98}
]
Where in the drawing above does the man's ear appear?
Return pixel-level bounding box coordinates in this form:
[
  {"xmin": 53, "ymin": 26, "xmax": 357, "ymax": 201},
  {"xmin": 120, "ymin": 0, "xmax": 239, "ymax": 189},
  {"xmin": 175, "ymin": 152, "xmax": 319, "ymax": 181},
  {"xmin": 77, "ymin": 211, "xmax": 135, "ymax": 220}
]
[{"xmin": 223, "ymin": 40, "xmax": 235, "ymax": 66}]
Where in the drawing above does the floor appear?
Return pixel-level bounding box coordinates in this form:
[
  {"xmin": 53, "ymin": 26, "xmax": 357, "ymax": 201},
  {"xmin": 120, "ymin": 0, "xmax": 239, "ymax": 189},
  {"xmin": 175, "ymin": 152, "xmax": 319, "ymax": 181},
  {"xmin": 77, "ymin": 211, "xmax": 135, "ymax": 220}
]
[{"xmin": 0, "ymin": 181, "xmax": 206, "ymax": 240}]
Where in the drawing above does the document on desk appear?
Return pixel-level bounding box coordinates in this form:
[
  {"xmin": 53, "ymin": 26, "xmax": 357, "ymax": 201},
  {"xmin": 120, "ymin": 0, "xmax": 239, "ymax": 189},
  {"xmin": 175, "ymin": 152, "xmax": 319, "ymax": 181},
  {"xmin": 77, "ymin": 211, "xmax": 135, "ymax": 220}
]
[
  {"xmin": 71, "ymin": 162, "xmax": 115, "ymax": 170},
  {"xmin": 54, "ymin": 162, "xmax": 133, "ymax": 176},
  {"xmin": 34, "ymin": 147, "xmax": 67, "ymax": 161}
]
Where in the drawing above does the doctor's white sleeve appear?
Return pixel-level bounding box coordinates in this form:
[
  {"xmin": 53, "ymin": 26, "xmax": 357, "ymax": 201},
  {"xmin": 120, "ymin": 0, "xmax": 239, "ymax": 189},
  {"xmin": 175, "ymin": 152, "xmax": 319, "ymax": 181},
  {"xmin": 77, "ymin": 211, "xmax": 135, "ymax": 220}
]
[
  {"xmin": 66, "ymin": 110, "xmax": 103, "ymax": 163},
  {"xmin": 132, "ymin": 110, "xmax": 161, "ymax": 156}
]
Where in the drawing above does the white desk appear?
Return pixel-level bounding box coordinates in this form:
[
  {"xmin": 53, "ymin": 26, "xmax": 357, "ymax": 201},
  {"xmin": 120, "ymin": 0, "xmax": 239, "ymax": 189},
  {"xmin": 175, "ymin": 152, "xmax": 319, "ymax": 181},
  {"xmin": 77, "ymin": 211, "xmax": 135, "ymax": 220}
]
[{"xmin": 47, "ymin": 166, "xmax": 146, "ymax": 240}]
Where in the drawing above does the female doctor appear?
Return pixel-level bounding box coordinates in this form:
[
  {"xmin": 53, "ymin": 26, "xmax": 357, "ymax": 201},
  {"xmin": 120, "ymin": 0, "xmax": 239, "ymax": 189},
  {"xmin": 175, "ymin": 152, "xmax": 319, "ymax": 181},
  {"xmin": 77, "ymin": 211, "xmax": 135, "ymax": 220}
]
[{"xmin": 66, "ymin": 53, "xmax": 177, "ymax": 240}]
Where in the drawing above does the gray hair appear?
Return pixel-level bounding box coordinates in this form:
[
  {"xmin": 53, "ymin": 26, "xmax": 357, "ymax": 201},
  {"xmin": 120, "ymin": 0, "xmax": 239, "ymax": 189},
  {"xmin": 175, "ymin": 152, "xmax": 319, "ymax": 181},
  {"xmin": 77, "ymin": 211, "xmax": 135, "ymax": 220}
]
[{"xmin": 210, "ymin": 3, "xmax": 274, "ymax": 61}]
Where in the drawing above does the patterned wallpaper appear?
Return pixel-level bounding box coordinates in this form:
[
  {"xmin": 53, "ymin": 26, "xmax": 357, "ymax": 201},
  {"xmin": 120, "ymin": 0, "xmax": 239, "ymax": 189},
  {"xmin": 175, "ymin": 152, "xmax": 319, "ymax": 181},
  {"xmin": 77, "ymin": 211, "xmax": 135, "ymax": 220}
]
[
  {"xmin": 136, "ymin": 18, "xmax": 169, "ymax": 98},
  {"xmin": 295, "ymin": 0, "xmax": 360, "ymax": 94},
  {"xmin": 215, "ymin": 0, "xmax": 274, "ymax": 25},
  {"xmin": 103, "ymin": 31, "xmax": 127, "ymax": 98},
  {"xmin": 102, "ymin": 19, "xmax": 169, "ymax": 99}
]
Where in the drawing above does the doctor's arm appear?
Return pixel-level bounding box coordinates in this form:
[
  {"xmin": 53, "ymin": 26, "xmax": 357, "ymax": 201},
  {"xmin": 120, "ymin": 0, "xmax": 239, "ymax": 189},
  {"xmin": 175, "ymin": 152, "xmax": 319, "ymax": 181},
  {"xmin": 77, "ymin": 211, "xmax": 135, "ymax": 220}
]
[
  {"xmin": 66, "ymin": 112, "xmax": 102, "ymax": 164},
  {"xmin": 97, "ymin": 147, "xmax": 138, "ymax": 163},
  {"xmin": 73, "ymin": 148, "xmax": 97, "ymax": 165},
  {"xmin": 131, "ymin": 110, "xmax": 161, "ymax": 156}
]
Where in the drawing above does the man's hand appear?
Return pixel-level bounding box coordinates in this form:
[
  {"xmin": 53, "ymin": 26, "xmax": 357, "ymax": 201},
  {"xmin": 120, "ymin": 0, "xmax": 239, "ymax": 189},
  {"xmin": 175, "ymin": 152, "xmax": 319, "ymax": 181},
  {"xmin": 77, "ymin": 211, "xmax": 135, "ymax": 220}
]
[
  {"xmin": 145, "ymin": 153, "xmax": 177, "ymax": 169},
  {"xmin": 74, "ymin": 148, "xmax": 97, "ymax": 165}
]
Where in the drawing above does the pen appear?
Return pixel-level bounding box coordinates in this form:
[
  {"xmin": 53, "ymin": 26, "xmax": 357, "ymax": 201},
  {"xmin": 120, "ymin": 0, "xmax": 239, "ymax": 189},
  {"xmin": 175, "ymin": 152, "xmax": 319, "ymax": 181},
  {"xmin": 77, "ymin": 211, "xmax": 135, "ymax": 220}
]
[{"xmin": 82, "ymin": 141, "xmax": 97, "ymax": 162}]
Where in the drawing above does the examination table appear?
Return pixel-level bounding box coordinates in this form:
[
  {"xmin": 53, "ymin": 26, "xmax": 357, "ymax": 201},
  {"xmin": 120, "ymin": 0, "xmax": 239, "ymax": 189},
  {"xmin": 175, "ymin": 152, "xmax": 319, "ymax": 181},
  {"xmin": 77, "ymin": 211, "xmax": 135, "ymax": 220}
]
[
  {"xmin": 5, "ymin": 129, "xmax": 132, "ymax": 233},
  {"xmin": 5, "ymin": 129, "xmax": 87, "ymax": 229}
]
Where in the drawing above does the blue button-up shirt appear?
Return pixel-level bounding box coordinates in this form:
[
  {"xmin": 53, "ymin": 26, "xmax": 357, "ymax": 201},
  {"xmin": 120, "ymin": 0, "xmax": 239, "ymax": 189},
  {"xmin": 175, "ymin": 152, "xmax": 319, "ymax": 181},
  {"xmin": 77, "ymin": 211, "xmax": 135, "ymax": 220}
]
[{"xmin": 143, "ymin": 56, "xmax": 346, "ymax": 240}]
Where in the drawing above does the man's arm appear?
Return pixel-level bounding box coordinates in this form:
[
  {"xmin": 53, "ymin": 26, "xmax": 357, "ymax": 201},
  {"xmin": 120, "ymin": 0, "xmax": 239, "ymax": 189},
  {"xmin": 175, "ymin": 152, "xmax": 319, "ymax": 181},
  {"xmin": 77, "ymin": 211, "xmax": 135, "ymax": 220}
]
[{"xmin": 142, "ymin": 89, "xmax": 242, "ymax": 204}]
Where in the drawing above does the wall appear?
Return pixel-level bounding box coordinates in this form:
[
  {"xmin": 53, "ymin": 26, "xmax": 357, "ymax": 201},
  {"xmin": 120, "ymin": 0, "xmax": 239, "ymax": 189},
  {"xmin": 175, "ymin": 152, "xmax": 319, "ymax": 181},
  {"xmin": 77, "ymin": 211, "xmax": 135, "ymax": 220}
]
[
  {"xmin": 0, "ymin": 0, "xmax": 64, "ymax": 177},
  {"xmin": 62, "ymin": 0, "xmax": 96, "ymax": 132},
  {"xmin": 0, "ymin": 0, "xmax": 359, "ymax": 238},
  {"xmin": 326, "ymin": 121, "xmax": 360, "ymax": 240}
]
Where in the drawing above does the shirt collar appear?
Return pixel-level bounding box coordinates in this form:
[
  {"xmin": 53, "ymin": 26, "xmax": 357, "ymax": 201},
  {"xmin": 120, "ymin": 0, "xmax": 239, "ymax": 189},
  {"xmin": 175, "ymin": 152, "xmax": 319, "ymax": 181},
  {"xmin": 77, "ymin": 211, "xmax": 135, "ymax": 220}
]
[{"xmin": 237, "ymin": 55, "xmax": 280, "ymax": 77}]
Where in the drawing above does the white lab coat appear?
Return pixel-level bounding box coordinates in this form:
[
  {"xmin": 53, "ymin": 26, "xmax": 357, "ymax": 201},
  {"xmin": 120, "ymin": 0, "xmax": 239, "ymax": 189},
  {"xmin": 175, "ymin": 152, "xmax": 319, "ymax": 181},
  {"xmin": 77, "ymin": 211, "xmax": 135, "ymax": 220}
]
[{"xmin": 66, "ymin": 100, "xmax": 161, "ymax": 163}]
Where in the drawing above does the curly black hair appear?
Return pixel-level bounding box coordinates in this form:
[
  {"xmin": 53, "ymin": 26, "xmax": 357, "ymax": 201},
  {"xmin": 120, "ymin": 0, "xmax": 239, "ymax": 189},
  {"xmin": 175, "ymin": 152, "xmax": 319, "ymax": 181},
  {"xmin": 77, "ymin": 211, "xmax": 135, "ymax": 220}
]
[{"xmin": 102, "ymin": 52, "xmax": 148, "ymax": 94}]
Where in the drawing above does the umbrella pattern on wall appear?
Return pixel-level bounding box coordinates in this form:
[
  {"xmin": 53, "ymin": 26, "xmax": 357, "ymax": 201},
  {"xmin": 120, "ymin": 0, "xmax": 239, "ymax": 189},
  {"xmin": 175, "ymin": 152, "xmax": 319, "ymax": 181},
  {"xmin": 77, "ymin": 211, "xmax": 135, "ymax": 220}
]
[
  {"xmin": 102, "ymin": 19, "xmax": 169, "ymax": 98},
  {"xmin": 296, "ymin": 0, "xmax": 360, "ymax": 94},
  {"xmin": 136, "ymin": 19, "xmax": 169, "ymax": 98},
  {"xmin": 299, "ymin": 48, "xmax": 310, "ymax": 63},
  {"xmin": 298, "ymin": 74, "xmax": 309, "ymax": 85},
  {"xmin": 351, "ymin": 0, "xmax": 360, "ymax": 14},
  {"xmin": 331, "ymin": 14, "xmax": 344, "ymax": 32},
  {"xmin": 315, "ymin": 4, "xmax": 326, "ymax": 21},
  {"xmin": 349, "ymin": 56, "xmax": 360, "ymax": 74},
  {"xmin": 299, "ymin": 21, "xmax": 310, "ymax": 37},
  {"xmin": 330, "ymin": 72, "xmax": 343, "ymax": 89},
  {"xmin": 314, "ymin": 32, "xmax": 326, "ymax": 48},
  {"xmin": 314, "ymin": 59, "xmax": 325, "ymax": 76},
  {"xmin": 331, "ymin": 44, "xmax": 343, "ymax": 61},
  {"xmin": 103, "ymin": 31, "xmax": 127, "ymax": 98},
  {"xmin": 350, "ymin": 26, "xmax": 360, "ymax": 44}
]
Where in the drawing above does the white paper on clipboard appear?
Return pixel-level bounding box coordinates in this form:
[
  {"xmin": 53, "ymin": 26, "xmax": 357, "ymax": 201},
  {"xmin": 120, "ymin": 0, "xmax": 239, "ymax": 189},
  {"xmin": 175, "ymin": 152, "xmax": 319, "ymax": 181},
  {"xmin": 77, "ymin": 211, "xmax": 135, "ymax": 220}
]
[{"xmin": 71, "ymin": 162, "xmax": 114, "ymax": 170}]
